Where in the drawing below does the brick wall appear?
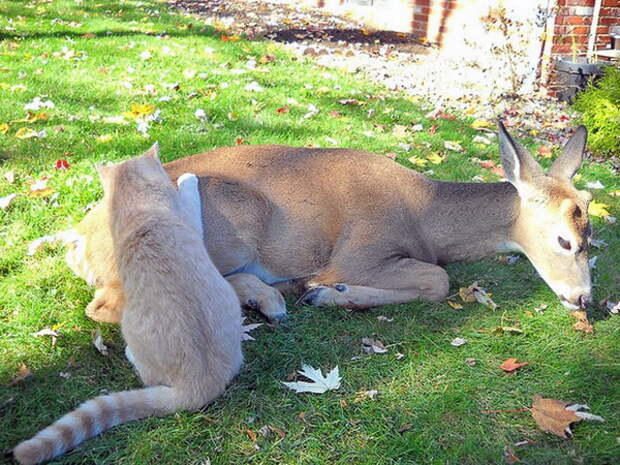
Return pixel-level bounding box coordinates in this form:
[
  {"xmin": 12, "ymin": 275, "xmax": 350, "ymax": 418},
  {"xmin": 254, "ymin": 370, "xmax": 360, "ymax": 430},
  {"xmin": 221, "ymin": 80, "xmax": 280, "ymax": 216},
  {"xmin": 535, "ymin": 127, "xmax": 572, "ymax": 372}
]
[{"xmin": 552, "ymin": 0, "xmax": 619, "ymax": 56}]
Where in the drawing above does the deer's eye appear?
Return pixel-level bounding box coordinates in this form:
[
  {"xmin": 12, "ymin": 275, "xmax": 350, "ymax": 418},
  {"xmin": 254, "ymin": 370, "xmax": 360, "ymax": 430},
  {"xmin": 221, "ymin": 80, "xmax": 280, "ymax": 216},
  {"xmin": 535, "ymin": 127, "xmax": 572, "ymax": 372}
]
[{"xmin": 558, "ymin": 236, "xmax": 571, "ymax": 251}]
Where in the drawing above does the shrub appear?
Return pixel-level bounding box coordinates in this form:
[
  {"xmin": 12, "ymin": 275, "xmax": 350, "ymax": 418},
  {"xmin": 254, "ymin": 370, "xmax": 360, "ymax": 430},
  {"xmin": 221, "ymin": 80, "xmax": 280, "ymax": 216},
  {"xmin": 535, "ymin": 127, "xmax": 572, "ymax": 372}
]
[{"xmin": 573, "ymin": 65, "xmax": 620, "ymax": 157}]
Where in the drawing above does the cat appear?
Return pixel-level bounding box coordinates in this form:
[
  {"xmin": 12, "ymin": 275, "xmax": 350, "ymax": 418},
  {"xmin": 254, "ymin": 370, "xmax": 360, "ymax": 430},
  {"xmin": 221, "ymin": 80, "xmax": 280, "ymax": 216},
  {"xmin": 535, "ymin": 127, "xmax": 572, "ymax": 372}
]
[{"xmin": 13, "ymin": 145, "xmax": 243, "ymax": 464}]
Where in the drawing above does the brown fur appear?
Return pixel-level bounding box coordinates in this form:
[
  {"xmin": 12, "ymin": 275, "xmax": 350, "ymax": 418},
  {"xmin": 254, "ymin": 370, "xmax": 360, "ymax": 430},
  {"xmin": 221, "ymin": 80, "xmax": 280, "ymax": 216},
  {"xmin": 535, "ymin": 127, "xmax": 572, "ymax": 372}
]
[
  {"xmin": 13, "ymin": 148, "xmax": 243, "ymax": 464},
  {"xmin": 66, "ymin": 124, "xmax": 592, "ymax": 320}
]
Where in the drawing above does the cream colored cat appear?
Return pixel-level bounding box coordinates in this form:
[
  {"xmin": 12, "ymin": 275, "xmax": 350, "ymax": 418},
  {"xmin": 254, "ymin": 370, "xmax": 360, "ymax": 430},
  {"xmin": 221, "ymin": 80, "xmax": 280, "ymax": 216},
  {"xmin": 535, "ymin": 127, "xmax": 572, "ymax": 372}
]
[{"xmin": 13, "ymin": 146, "xmax": 243, "ymax": 465}]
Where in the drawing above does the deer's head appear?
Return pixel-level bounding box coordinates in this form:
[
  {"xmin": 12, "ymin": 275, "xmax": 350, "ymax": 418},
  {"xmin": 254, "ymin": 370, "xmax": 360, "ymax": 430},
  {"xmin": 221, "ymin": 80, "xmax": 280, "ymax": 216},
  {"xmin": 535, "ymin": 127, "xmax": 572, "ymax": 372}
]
[{"xmin": 498, "ymin": 122, "xmax": 592, "ymax": 309}]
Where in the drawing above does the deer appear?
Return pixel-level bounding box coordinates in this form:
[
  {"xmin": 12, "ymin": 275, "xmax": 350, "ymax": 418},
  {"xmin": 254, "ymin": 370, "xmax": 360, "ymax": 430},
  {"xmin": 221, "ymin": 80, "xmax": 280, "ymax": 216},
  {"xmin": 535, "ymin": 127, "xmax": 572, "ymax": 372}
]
[{"xmin": 64, "ymin": 121, "xmax": 593, "ymax": 325}]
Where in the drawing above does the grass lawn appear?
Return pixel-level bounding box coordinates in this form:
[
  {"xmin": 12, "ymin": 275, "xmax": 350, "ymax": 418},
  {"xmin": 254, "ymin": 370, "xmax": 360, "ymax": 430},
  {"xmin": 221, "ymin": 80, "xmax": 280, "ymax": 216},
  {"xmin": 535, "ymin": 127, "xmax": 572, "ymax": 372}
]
[{"xmin": 1, "ymin": 0, "xmax": 619, "ymax": 463}]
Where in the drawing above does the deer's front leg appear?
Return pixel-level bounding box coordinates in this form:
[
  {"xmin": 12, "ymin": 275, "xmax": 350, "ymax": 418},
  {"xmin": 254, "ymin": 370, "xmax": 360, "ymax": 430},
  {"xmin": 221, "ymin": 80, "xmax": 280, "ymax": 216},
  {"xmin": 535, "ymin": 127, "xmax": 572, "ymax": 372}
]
[
  {"xmin": 298, "ymin": 257, "xmax": 449, "ymax": 309},
  {"xmin": 226, "ymin": 273, "xmax": 287, "ymax": 324}
]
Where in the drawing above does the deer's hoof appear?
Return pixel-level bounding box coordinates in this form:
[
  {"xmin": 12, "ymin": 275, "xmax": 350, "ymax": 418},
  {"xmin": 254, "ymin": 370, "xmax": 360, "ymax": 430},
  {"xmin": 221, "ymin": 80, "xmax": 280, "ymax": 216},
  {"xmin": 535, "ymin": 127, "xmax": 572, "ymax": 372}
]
[{"xmin": 297, "ymin": 286, "xmax": 328, "ymax": 306}]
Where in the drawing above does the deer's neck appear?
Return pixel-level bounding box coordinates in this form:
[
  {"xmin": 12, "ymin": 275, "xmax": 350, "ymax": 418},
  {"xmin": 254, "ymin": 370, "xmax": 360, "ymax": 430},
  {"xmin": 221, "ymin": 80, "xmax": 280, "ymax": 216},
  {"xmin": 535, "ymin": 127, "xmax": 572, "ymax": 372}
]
[{"xmin": 423, "ymin": 180, "xmax": 521, "ymax": 264}]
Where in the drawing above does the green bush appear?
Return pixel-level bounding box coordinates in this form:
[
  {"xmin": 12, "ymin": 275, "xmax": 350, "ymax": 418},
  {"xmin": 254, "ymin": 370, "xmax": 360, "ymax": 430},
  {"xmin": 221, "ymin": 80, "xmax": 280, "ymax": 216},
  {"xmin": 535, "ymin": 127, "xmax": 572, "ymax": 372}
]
[{"xmin": 573, "ymin": 65, "xmax": 620, "ymax": 157}]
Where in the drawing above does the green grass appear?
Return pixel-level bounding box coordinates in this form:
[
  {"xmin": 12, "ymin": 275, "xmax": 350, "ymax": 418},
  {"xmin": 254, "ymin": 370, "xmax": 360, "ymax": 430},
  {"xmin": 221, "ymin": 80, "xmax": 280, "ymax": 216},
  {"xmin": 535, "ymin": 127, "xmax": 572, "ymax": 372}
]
[{"xmin": 1, "ymin": 1, "xmax": 619, "ymax": 464}]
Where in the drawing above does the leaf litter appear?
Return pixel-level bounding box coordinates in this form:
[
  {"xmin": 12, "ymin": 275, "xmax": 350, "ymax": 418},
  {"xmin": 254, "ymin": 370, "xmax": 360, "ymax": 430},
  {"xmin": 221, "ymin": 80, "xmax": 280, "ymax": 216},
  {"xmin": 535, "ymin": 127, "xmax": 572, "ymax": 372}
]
[{"xmin": 282, "ymin": 364, "xmax": 341, "ymax": 394}]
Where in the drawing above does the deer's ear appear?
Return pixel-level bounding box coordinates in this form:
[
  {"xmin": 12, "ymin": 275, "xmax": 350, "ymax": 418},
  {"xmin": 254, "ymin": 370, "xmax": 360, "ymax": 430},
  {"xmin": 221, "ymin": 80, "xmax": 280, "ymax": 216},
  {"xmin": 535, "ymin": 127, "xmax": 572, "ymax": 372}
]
[
  {"xmin": 143, "ymin": 141, "xmax": 160, "ymax": 161},
  {"xmin": 548, "ymin": 126, "xmax": 587, "ymax": 180},
  {"xmin": 497, "ymin": 120, "xmax": 543, "ymax": 193}
]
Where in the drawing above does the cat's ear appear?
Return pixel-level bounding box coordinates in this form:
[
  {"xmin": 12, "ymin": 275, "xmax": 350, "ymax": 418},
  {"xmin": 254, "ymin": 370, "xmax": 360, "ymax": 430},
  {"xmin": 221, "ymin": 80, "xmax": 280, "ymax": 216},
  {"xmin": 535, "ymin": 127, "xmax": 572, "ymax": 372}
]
[{"xmin": 143, "ymin": 142, "xmax": 160, "ymax": 161}]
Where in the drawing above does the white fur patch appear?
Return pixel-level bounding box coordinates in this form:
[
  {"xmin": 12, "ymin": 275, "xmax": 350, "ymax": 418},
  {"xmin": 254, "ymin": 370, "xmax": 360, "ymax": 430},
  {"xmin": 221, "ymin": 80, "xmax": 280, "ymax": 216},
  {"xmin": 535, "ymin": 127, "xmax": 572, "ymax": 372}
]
[{"xmin": 177, "ymin": 173, "xmax": 203, "ymax": 237}]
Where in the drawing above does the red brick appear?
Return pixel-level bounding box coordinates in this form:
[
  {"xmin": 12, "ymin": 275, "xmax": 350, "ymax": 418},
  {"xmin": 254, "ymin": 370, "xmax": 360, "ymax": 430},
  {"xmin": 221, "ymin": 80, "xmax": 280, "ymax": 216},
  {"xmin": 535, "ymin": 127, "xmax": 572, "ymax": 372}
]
[
  {"xmin": 552, "ymin": 44, "xmax": 574, "ymax": 53},
  {"xmin": 566, "ymin": 0, "xmax": 595, "ymax": 5},
  {"xmin": 599, "ymin": 16, "xmax": 619, "ymax": 24},
  {"xmin": 602, "ymin": 0, "xmax": 619, "ymax": 6},
  {"xmin": 415, "ymin": 0, "xmax": 431, "ymax": 6},
  {"xmin": 565, "ymin": 16, "xmax": 592, "ymax": 25}
]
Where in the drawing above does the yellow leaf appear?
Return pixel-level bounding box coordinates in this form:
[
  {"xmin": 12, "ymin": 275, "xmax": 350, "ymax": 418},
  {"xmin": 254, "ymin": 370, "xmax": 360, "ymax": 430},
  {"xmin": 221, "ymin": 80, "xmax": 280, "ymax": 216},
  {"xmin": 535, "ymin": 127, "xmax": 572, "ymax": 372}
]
[
  {"xmin": 15, "ymin": 127, "xmax": 38, "ymax": 139},
  {"xmin": 588, "ymin": 201, "xmax": 611, "ymax": 218},
  {"xmin": 426, "ymin": 152, "xmax": 445, "ymax": 164},
  {"xmin": 0, "ymin": 122, "xmax": 8, "ymax": 134},
  {"xmin": 123, "ymin": 103, "xmax": 155, "ymax": 119},
  {"xmin": 609, "ymin": 190, "xmax": 620, "ymax": 197},
  {"xmin": 471, "ymin": 118, "xmax": 493, "ymax": 130},
  {"xmin": 447, "ymin": 300, "xmax": 463, "ymax": 310},
  {"xmin": 408, "ymin": 156, "xmax": 428, "ymax": 168},
  {"xmin": 97, "ymin": 134, "xmax": 114, "ymax": 143}
]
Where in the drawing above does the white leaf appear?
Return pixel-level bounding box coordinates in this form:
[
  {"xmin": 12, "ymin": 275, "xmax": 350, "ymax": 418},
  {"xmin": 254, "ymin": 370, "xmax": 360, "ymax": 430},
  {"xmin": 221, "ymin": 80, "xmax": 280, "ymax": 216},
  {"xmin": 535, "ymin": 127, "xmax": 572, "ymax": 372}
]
[
  {"xmin": 590, "ymin": 239, "xmax": 607, "ymax": 249},
  {"xmin": 282, "ymin": 364, "xmax": 341, "ymax": 394},
  {"xmin": 586, "ymin": 181, "xmax": 604, "ymax": 190},
  {"xmin": 450, "ymin": 337, "xmax": 467, "ymax": 347},
  {"xmin": 32, "ymin": 328, "xmax": 58, "ymax": 338},
  {"xmin": 194, "ymin": 108, "xmax": 207, "ymax": 121},
  {"xmin": 566, "ymin": 403, "xmax": 605, "ymax": 422},
  {"xmin": 244, "ymin": 81, "xmax": 264, "ymax": 92},
  {"xmin": 0, "ymin": 193, "xmax": 17, "ymax": 210},
  {"xmin": 242, "ymin": 318, "xmax": 262, "ymax": 342},
  {"xmin": 302, "ymin": 104, "xmax": 319, "ymax": 119},
  {"xmin": 27, "ymin": 234, "xmax": 59, "ymax": 256},
  {"xmin": 93, "ymin": 330, "xmax": 109, "ymax": 356},
  {"xmin": 588, "ymin": 256, "xmax": 597, "ymax": 269},
  {"xmin": 444, "ymin": 140, "xmax": 463, "ymax": 152}
]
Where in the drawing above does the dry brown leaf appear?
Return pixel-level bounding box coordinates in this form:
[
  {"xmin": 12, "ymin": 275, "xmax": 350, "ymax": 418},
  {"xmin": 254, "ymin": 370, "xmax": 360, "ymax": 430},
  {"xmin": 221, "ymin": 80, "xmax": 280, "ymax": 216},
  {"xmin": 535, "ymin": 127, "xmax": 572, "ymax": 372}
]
[
  {"xmin": 503, "ymin": 446, "xmax": 520, "ymax": 464},
  {"xmin": 571, "ymin": 311, "xmax": 593, "ymax": 334},
  {"xmin": 242, "ymin": 428, "xmax": 257, "ymax": 442},
  {"xmin": 531, "ymin": 396, "xmax": 580, "ymax": 438},
  {"xmin": 500, "ymin": 358, "xmax": 529, "ymax": 373},
  {"xmin": 459, "ymin": 282, "xmax": 498, "ymax": 309},
  {"xmin": 10, "ymin": 363, "xmax": 32, "ymax": 385}
]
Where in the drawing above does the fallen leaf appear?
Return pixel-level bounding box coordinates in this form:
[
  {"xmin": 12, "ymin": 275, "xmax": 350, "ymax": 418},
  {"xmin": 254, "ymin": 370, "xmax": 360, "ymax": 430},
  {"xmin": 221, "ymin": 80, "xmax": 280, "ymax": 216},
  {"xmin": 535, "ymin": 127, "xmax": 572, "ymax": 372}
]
[
  {"xmin": 235, "ymin": 137, "xmax": 246, "ymax": 145},
  {"xmin": 93, "ymin": 330, "xmax": 109, "ymax": 355},
  {"xmin": 276, "ymin": 106, "xmax": 289, "ymax": 114},
  {"xmin": 282, "ymin": 364, "xmax": 341, "ymax": 394},
  {"xmin": 0, "ymin": 193, "xmax": 17, "ymax": 210},
  {"xmin": 243, "ymin": 428, "xmax": 257, "ymax": 442},
  {"xmin": 96, "ymin": 134, "xmax": 114, "ymax": 143},
  {"xmin": 459, "ymin": 282, "xmax": 498, "ymax": 310},
  {"xmin": 242, "ymin": 318, "xmax": 262, "ymax": 341},
  {"xmin": 376, "ymin": 315, "xmax": 393, "ymax": 322},
  {"xmin": 588, "ymin": 201, "xmax": 610, "ymax": 218},
  {"xmin": 54, "ymin": 159, "xmax": 70, "ymax": 170},
  {"xmin": 353, "ymin": 390, "xmax": 378, "ymax": 402},
  {"xmin": 451, "ymin": 337, "xmax": 467, "ymax": 347},
  {"xmin": 471, "ymin": 118, "xmax": 493, "ymax": 130},
  {"xmin": 258, "ymin": 54, "xmax": 276, "ymax": 64},
  {"xmin": 28, "ymin": 177, "xmax": 54, "ymax": 197},
  {"xmin": 32, "ymin": 327, "xmax": 58, "ymax": 346},
  {"xmin": 123, "ymin": 103, "xmax": 155, "ymax": 120},
  {"xmin": 361, "ymin": 337, "xmax": 388, "ymax": 354},
  {"xmin": 537, "ymin": 146, "xmax": 553, "ymax": 159},
  {"xmin": 531, "ymin": 395, "xmax": 604, "ymax": 438},
  {"xmin": 244, "ymin": 81, "xmax": 264, "ymax": 92},
  {"xmin": 465, "ymin": 358, "xmax": 477, "ymax": 366},
  {"xmin": 500, "ymin": 358, "xmax": 529, "ymax": 373},
  {"xmin": 0, "ymin": 122, "xmax": 9, "ymax": 134},
  {"xmin": 15, "ymin": 127, "xmax": 40, "ymax": 139},
  {"xmin": 586, "ymin": 181, "xmax": 604, "ymax": 190},
  {"xmin": 408, "ymin": 156, "xmax": 428, "ymax": 168},
  {"xmin": 444, "ymin": 140, "xmax": 463, "ymax": 152},
  {"xmin": 392, "ymin": 125, "xmax": 408, "ymax": 139},
  {"xmin": 447, "ymin": 300, "xmax": 463, "ymax": 310},
  {"xmin": 3, "ymin": 171, "xmax": 14, "ymax": 184},
  {"xmin": 426, "ymin": 152, "xmax": 445, "ymax": 164},
  {"xmin": 571, "ymin": 311, "xmax": 593, "ymax": 334},
  {"xmin": 503, "ymin": 446, "xmax": 520, "ymax": 464},
  {"xmin": 10, "ymin": 363, "xmax": 32, "ymax": 385},
  {"xmin": 27, "ymin": 234, "xmax": 59, "ymax": 255}
]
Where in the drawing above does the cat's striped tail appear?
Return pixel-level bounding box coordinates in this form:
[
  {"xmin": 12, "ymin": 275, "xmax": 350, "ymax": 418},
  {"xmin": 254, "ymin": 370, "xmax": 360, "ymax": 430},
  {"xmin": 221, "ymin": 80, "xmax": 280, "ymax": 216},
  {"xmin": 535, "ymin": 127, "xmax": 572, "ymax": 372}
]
[{"xmin": 13, "ymin": 385, "xmax": 181, "ymax": 465}]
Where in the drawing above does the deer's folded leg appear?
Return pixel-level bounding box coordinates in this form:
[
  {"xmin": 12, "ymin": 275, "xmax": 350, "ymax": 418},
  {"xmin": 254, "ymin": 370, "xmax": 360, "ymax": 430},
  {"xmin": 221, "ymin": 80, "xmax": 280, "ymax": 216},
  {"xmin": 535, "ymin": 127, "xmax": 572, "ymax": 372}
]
[
  {"xmin": 226, "ymin": 273, "xmax": 287, "ymax": 324},
  {"xmin": 298, "ymin": 257, "xmax": 449, "ymax": 309}
]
